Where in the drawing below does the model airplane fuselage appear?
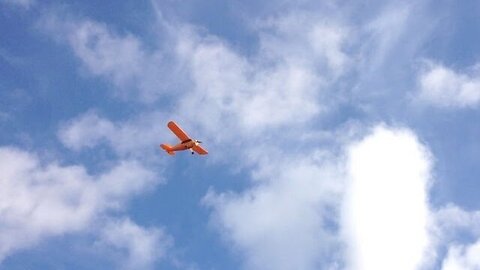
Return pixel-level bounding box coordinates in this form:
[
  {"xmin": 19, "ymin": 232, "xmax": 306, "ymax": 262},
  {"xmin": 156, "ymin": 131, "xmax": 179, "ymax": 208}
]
[{"xmin": 160, "ymin": 121, "xmax": 208, "ymax": 155}]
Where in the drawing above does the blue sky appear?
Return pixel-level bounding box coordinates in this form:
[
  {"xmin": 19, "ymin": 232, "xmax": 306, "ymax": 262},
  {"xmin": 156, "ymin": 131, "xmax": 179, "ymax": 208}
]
[{"xmin": 1, "ymin": 0, "xmax": 480, "ymax": 269}]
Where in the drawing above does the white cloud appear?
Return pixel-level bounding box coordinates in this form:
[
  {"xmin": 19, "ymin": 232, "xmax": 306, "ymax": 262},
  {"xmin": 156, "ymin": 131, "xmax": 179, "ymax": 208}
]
[
  {"xmin": 342, "ymin": 126, "xmax": 432, "ymax": 270},
  {"xmin": 99, "ymin": 218, "xmax": 172, "ymax": 270},
  {"xmin": 0, "ymin": 146, "xmax": 161, "ymax": 263},
  {"xmin": 442, "ymin": 241, "xmax": 480, "ymax": 270},
  {"xmin": 205, "ymin": 125, "xmax": 440, "ymax": 270},
  {"xmin": 181, "ymin": 37, "xmax": 322, "ymax": 132},
  {"xmin": 204, "ymin": 151, "xmax": 345, "ymax": 270},
  {"xmin": 173, "ymin": 13, "xmax": 350, "ymax": 144},
  {"xmin": 435, "ymin": 204, "xmax": 480, "ymax": 238},
  {"xmin": 429, "ymin": 205, "xmax": 480, "ymax": 270},
  {"xmin": 418, "ymin": 61, "xmax": 480, "ymax": 108}
]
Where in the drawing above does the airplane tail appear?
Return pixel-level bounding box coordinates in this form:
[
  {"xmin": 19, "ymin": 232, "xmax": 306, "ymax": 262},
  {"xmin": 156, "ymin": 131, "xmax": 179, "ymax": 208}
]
[{"xmin": 160, "ymin": 144, "xmax": 175, "ymax": 155}]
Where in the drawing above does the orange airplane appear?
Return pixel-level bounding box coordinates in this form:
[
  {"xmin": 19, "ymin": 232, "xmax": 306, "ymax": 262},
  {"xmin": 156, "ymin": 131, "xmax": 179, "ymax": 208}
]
[{"xmin": 160, "ymin": 121, "xmax": 208, "ymax": 155}]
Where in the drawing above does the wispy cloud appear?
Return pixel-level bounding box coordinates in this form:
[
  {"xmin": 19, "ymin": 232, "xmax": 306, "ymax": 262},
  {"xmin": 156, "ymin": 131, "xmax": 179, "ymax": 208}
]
[
  {"xmin": 98, "ymin": 218, "xmax": 172, "ymax": 270},
  {"xmin": 58, "ymin": 110, "xmax": 169, "ymax": 159},
  {"xmin": 432, "ymin": 205, "xmax": 480, "ymax": 270},
  {"xmin": 53, "ymin": 8, "xmax": 352, "ymax": 160},
  {"xmin": 58, "ymin": 110, "xmax": 116, "ymax": 151},
  {"xmin": 2, "ymin": 0, "xmax": 34, "ymax": 9},
  {"xmin": 0, "ymin": 111, "xmax": 10, "ymax": 122},
  {"xmin": 39, "ymin": 13, "xmax": 175, "ymax": 103},
  {"xmin": 441, "ymin": 241, "xmax": 480, "ymax": 270},
  {"xmin": 417, "ymin": 61, "xmax": 480, "ymax": 108},
  {"xmin": 170, "ymin": 11, "xmax": 353, "ymax": 155},
  {"xmin": 435, "ymin": 204, "xmax": 480, "ymax": 238},
  {"xmin": 0, "ymin": 147, "xmax": 163, "ymax": 265}
]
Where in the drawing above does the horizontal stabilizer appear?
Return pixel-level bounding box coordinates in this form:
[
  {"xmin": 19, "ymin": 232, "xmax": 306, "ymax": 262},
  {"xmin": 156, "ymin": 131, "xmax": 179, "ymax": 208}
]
[{"xmin": 160, "ymin": 144, "xmax": 175, "ymax": 155}]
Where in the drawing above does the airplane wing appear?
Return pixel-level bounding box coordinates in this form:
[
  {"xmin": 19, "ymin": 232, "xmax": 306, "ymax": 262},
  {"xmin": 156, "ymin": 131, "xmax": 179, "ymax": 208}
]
[
  {"xmin": 192, "ymin": 145, "xmax": 208, "ymax": 155},
  {"xmin": 167, "ymin": 121, "xmax": 191, "ymax": 142}
]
